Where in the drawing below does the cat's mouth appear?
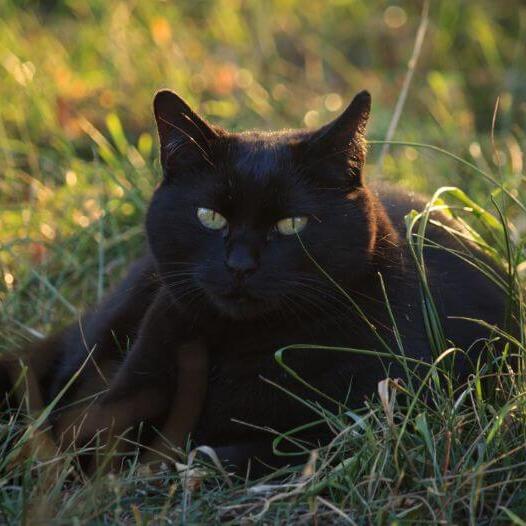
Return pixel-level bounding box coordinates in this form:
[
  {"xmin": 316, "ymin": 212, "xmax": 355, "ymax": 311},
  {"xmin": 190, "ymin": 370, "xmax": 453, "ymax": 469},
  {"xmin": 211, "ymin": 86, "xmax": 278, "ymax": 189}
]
[{"xmin": 194, "ymin": 275, "xmax": 274, "ymax": 318}]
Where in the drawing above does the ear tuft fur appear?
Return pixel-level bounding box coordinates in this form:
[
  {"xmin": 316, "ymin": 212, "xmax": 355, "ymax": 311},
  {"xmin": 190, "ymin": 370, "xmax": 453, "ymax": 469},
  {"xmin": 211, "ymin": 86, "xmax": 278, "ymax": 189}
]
[{"xmin": 153, "ymin": 89, "xmax": 220, "ymax": 170}]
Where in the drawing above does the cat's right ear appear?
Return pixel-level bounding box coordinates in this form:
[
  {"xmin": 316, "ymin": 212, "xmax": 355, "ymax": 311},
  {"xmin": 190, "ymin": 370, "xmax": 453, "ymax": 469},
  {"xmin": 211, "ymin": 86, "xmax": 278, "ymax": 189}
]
[{"xmin": 153, "ymin": 90, "xmax": 220, "ymax": 173}]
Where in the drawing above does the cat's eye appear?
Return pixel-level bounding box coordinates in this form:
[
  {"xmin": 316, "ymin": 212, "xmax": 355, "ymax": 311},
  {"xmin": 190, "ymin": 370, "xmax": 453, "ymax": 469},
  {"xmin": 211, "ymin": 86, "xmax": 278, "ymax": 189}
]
[
  {"xmin": 197, "ymin": 207, "xmax": 227, "ymax": 230},
  {"xmin": 276, "ymin": 216, "xmax": 308, "ymax": 236}
]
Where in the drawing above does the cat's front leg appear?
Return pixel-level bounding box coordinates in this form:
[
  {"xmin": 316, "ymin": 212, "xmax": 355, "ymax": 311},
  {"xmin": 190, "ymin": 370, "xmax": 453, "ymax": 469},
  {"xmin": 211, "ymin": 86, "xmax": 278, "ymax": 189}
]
[
  {"xmin": 141, "ymin": 339, "xmax": 208, "ymax": 465},
  {"xmin": 53, "ymin": 287, "xmax": 208, "ymax": 469}
]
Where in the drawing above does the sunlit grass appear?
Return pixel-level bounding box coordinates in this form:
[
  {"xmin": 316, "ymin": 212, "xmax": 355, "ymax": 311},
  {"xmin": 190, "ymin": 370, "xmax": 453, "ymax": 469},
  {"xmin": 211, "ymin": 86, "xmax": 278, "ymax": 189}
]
[{"xmin": 2, "ymin": 0, "xmax": 526, "ymax": 523}]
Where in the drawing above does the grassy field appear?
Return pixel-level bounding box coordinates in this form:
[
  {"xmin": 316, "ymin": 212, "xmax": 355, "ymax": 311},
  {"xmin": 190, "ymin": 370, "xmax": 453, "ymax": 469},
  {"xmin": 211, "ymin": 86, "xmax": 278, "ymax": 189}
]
[{"xmin": 1, "ymin": 0, "xmax": 526, "ymax": 523}]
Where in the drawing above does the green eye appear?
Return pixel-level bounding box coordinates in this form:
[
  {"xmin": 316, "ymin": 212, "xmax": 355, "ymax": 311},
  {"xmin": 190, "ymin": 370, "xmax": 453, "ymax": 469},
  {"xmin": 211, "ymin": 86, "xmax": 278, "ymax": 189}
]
[
  {"xmin": 197, "ymin": 207, "xmax": 227, "ymax": 230},
  {"xmin": 276, "ymin": 216, "xmax": 308, "ymax": 235}
]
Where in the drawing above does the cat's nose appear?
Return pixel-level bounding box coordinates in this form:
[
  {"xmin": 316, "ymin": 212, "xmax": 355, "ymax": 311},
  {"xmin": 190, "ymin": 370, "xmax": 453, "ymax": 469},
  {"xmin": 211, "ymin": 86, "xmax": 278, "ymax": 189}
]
[{"xmin": 225, "ymin": 244, "xmax": 258, "ymax": 278}]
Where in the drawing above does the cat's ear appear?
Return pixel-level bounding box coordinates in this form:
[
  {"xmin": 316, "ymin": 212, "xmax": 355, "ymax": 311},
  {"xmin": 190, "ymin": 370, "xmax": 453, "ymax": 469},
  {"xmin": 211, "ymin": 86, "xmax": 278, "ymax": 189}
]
[
  {"xmin": 153, "ymin": 89, "xmax": 221, "ymax": 173},
  {"xmin": 305, "ymin": 90, "xmax": 371, "ymax": 184}
]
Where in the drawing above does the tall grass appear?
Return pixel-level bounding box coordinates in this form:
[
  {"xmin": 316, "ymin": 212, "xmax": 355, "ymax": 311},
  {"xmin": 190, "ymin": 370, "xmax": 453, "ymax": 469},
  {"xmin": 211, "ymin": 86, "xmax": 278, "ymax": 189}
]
[{"xmin": 1, "ymin": 1, "xmax": 526, "ymax": 523}]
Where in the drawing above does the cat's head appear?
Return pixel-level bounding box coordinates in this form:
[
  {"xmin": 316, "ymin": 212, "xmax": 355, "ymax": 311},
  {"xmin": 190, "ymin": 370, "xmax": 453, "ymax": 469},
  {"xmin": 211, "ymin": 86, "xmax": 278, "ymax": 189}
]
[{"xmin": 146, "ymin": 89, "xmax": 380, "ymax": 319}]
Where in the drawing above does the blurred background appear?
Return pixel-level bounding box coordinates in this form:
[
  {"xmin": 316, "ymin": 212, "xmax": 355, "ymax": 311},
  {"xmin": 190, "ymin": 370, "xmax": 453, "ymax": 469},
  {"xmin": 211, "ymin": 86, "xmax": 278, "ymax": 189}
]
[{"xmin": 1, "ymin": 0, "xmax": 525, "ymax": 336}]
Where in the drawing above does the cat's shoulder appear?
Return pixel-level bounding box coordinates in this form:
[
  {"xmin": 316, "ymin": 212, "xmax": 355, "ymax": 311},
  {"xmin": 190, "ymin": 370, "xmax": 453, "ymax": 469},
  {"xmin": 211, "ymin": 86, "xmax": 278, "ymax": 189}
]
[{"xmin": 368, "ymin": 180, "xmax": 429, "ymax": 230}]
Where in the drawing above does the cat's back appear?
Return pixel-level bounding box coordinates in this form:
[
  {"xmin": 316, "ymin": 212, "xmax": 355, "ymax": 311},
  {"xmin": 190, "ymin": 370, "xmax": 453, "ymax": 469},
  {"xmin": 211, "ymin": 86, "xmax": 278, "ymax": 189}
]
[
  {"xmin": 47, "ymin": 253, "xmax": 160, "ymax": 401},
  {"xmin": 370, "ymin": 180, "xmax": 508, "ymax": 350},
  {"xmin": 369, "ymin": 180, "xmax": 430, "ymax": 232}
]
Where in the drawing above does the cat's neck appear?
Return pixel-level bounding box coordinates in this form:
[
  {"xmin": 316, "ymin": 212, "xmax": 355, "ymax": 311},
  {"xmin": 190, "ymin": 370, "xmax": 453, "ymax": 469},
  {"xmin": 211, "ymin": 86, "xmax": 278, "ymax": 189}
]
[{"xmin": 345, "ymin": 186, "xmax": 402, "ymax": 283}]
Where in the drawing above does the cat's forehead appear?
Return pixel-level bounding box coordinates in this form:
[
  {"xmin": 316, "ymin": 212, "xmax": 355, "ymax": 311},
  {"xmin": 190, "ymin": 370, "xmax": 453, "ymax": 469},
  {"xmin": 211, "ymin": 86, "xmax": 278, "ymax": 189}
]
[
  {"xmin": 205, "ymin": 131, "xmax": 315, "ymax": 218},
  {"xmin": 228, "ymin": 131, "xmax": 294, "ymax": 183}
]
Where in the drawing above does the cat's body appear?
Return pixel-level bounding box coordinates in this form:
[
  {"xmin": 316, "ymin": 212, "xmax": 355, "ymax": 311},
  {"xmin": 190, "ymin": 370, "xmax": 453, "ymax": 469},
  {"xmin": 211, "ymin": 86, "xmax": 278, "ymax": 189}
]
[{"xmin": 1, "ymin": 90, "xmax": 507, "ymax": 474}]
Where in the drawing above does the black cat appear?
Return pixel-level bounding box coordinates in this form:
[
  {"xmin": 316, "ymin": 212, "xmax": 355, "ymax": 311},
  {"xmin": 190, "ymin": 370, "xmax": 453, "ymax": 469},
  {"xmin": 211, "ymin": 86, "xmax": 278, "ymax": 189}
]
[{"xmin": 1, "ymin": 89, "xmax": 508, "ymax": 474}]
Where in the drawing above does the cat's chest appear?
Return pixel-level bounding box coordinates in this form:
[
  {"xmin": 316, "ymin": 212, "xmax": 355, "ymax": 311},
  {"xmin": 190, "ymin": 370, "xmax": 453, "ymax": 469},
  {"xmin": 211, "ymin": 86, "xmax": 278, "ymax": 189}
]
[
  {"xmin": 195, "ymin": 315, "xmax": 387, "ymax": 443},
  {"xmin": 204, "ymin": 313, "xmax": 357, "ymax": 361}
]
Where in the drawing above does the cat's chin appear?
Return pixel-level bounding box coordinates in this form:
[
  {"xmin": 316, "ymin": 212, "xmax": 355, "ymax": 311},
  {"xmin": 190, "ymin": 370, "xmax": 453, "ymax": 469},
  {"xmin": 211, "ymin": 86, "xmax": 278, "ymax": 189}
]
[{"xmin": 208, "ymin": 293, "xmax": 273, "ymax": 320}]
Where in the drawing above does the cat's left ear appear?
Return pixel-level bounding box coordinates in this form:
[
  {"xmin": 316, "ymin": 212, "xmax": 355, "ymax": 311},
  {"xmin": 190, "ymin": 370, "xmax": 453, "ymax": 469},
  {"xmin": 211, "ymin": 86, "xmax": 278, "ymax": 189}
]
[
  {"xmin": 304, "ymin": 90, "xmax": 371, "ymax": 184},
  {"xmin": 153, "ymin": 89, "xmax": 221, "ymax": 172}
]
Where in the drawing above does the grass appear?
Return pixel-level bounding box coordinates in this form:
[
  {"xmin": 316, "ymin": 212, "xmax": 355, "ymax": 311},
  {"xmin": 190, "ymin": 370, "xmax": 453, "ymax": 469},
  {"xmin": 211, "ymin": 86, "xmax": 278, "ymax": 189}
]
[{"xmin": 1, "ymin": 0, "xmax": 526, "ymax": 523}]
